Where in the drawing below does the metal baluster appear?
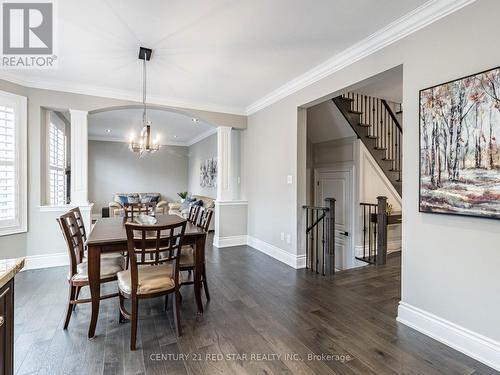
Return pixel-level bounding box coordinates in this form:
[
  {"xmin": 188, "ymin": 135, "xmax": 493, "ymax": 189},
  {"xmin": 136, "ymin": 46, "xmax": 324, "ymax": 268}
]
[
  {"xmin": 305, "ymin": 208, "xmax": 309, "ymax": 269},
  {"xmin": 368, "ymin": 206, "xmax": 372, "ymax": 262},
  {"xmin": 315, "ymin": 210, "xmax": 319, "ymax": 273},
  {"xmin": 322, "ymin": 213, "xmax": 326, "ymax": 276}
]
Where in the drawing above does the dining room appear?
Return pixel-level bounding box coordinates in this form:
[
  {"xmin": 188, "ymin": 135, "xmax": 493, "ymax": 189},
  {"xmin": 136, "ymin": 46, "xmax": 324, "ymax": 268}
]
[{"xmin": 2, "ymin": 1, "xmax": 500, "ymax": 374}]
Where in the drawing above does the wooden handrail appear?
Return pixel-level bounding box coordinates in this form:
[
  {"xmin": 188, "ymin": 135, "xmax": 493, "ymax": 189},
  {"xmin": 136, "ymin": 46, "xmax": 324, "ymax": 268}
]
[{"xmin": 381, "ymin": 99, "xmax": 402, "ymax": 133}]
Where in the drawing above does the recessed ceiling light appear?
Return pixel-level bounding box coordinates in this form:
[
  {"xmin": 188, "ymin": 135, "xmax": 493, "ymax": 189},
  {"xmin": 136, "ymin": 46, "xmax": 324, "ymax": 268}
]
[
  {"xmin": 106, "ymin": 129, "xmax": 112, "ymax": 133},
  {"xmin": 192, "ymin": 118, "xmax": 199, "ymax": 123},
  {"xmin": 173, "ymin": 135, "xmax": 177, "ymax": 138}
]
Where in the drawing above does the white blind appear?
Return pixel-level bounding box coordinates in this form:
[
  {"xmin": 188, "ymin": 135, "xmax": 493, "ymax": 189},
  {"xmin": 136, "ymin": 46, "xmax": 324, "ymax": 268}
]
[
  {"xmin": 0, "ymin": 106, "xmax": 15, "ymax": 221},
  {"xmin": 48, "ymin": 120, "xmax": 66, "ymax": 205}
]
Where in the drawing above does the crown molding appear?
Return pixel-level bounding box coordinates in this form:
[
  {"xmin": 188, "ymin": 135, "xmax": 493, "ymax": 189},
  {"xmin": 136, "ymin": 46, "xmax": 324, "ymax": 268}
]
[
  {"xmin": 88, "ymin": 135, "xmax": 188, "ymax": 147},
  {"xmin": 185, "ymin": 127, "xmax": 218, "ymax": 147},
  {"xmin": 245, "ymin": 0, "xmax": 476, "ymax": 115},
  {"xmin": 0, "ymin": 72, "xmax": 246, "ymax": 116}
]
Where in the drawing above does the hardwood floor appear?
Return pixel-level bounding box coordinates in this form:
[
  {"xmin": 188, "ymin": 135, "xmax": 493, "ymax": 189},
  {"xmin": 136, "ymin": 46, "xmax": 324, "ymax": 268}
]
[{"xmin": 14, "ymin": 238, "xmax": 497, "ymax": 374}]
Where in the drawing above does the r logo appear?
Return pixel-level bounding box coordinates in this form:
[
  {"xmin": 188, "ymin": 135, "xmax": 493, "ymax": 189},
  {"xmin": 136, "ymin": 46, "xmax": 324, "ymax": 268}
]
[{"xmin": 3, "ymin": 3, "xmax": 53, "ymax": 54}]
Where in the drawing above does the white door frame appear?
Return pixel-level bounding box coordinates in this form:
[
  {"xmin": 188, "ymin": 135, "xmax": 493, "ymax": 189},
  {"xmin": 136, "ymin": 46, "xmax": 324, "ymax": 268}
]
[{"xmin": 314, "ymin": 162, "xmax": 357, "ymax": 270}]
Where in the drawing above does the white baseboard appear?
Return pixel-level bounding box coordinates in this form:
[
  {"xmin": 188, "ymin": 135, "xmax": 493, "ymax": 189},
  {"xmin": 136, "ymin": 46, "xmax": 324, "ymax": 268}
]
[
  {"xmin": 23, "ymin": 252, "xmax": 68, "ymax": 271},
  {"xmin": 213, "ymin": 235, "xmax": 248, "ymax": 248},
  {"xmin": 247, "ymin": 236, "xmax": 305, "ymax": 269},
  {"xmin": 397, "ymin": 302, "xmax": 500, "ymax": 371}
]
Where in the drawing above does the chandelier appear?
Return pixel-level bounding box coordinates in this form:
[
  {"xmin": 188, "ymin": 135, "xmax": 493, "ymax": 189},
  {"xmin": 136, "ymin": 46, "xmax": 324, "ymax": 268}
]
[{"xmin": 129, "ymin": 47, "xmax": 160, "ymax": 156}]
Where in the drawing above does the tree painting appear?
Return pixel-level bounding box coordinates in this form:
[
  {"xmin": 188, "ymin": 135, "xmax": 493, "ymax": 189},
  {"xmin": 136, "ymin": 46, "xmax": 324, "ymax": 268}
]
[{"xmin": 420, "ymin": 66, "xmax": 500, "ymax": 219}]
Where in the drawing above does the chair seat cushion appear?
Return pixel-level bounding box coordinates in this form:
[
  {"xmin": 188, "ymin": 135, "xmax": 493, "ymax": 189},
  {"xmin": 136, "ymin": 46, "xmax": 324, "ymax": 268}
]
[
  {"xmin": 117, "ymin": 263, "xmax": 179, "ymax": 295},
  {"xmin": 179, "ymin": 245, "xmax": 194, "ymax": 268},
  {"xmin": 72, "ymin": 257, "xmax": 124, "ymax": 282}
]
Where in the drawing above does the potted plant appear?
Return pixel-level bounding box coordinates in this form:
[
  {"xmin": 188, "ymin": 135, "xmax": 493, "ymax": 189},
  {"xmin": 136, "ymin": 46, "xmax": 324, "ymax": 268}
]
[{"xmin": 177, "ymin": 191, "xmax": 188, "ymax": 203}]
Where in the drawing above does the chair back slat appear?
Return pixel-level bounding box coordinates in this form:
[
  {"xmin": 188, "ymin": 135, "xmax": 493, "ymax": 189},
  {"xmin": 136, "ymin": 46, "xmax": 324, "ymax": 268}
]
[
  {"xmin": 125, "ymin": 220, "xmax": 187, "ymax": 294},
  {"xmin": 197, "ymin": 207, "xmax": 213, "ymax": 233},
  {"xmin": 187, "ymin": 205, "xmax": 200, "ymax": 224},
  {"xmin": 124, "ymin": 202, "xmax": 157, "ymax": 220},
  {"xmin": 57, "ymin": 211, "xmax": 85, "ymax": 277},
  {"xmin": 70, "ymin": 207, "xmax": 86, "ymax": 241}
]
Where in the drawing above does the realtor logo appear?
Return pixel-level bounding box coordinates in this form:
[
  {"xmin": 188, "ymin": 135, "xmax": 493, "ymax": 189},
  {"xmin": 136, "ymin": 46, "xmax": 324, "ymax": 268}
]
[{"xmin": 1, "ymin": 1, "xmax": 57, "ymax": 68}]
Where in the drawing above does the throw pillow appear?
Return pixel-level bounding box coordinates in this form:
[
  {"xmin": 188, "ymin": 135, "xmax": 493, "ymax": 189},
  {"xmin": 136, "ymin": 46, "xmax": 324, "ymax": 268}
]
[
  {"xmin": 192, "ymin": 199, "xmax": 203, "ymax": 207},
  {"xmin": 117, "ymin": 195, "xmax": 128, "ymax": 206},
  {"xmin": 181, "ymin": 197, "xmax": 195, "ymax": 210},
  {"xmin": 127, "ymin": 194, "xmax": 140, "ymax": 204},
  {"xmin": 141, "ymin": 196, "xmax": 152, "ymax": 203}
]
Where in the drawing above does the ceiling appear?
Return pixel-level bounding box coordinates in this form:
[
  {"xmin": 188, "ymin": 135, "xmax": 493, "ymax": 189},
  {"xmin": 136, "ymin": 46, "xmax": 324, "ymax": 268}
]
[
  {"xmin": 88, "ymin": 108, "xmax": 215, "ymax": 146},
  {"xmin": 0, "ymin": 0, "xmax": 431, "ymax": 114},
  {"xmin": 307, "ymin": 100, "xmax": 355, "ymax": 144},
  {"xmin": 353, "ymin": 65, "xmax": 403, "ymax": 103}
]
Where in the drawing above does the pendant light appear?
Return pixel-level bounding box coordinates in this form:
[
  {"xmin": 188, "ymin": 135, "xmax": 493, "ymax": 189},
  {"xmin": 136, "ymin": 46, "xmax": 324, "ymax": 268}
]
[{"xmin": 129, "ymin": 47, "xmax": 160, "ymax": 156}]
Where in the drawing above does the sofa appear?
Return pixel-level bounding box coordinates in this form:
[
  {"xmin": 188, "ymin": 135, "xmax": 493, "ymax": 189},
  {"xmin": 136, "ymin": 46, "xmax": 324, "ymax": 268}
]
[
  {"xmin": 108, "ymin": 192, "xmax": 169, "ymax": 217},
  {"xmin": 168, "ymin": 194, "xmax": 216, "ymax": 231}
]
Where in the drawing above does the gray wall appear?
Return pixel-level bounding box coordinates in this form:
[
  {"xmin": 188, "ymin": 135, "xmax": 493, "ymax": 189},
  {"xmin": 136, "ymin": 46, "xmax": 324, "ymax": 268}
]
[
  {"xmin": 88, "ymin": 140, "xmax": 189, "ymax": 213},
  {"xmin": 188, "ymin": 133, "xmax": 217, "ymax": 198},
  {"xmin": 243, "ymin": 0, "xmax": 500, "ymax": 348}
]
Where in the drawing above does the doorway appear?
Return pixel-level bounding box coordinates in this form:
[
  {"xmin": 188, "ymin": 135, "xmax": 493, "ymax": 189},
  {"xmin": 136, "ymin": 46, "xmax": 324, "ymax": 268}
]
[{"xmin": 314, "ymin": 165, "xmax": 355, "ymax": 270}]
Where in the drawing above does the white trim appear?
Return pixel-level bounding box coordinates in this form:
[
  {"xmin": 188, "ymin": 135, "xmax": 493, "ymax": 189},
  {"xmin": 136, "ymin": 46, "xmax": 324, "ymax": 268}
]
[
  {"xmin": 397, "ymin": 302, "xmax": 500, "ymax": 371},
  {"xmin": 22, "ymin": 252, "xmax": 68, "ymax": 271},
  {"xmin": 88, "ymin": 135, "xmax": 187, "ymax": 147},
  {"xmin": 185, "ymin": 127, "xmax": 218, "ymax": 147},
  {"xmin": 0, "ymin": 91, "xmax": 27, "ymax": 237},
  {"xmin": 0, "ymin": 72, "xmax": 245, "ymax": 116},
  {"xmin": 245, "ymin": 0, "xmax": 476, "ymax": 114},
  {"xmin": 213, "ymin": 235, "xmax": 248, "ymax": 248},
  {"xmin": 88, "ymin": 131, "xmax": 218, "ymax": 148},
  {"xmin": 215, "ymin": 200, "xmax": 248, "ymax": 206},
  {"xmin": 247, "ymin": 235, "xmax": 305, "ymax": 269},
  {"xmin": 38, "ymin": 204, "xmax": 74, "ymax": 212}
]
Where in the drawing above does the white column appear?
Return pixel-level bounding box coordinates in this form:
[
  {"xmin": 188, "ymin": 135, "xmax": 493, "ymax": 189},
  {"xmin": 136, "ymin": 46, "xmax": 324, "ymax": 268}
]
[
  {"xmin": 69, "ymin": 109, "xmax": 89, "ymax": 205},
  {"xmin": 214, "ymin": 126, "xmax": 248, "ymax": 248},
  {"xmin": 217, "ymin": 126, "xmax": 233, "ymax": 201}
]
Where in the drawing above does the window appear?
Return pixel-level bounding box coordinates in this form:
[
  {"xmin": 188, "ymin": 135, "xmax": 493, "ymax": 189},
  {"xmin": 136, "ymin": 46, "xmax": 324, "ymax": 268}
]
[
  {"xmin": 0, "ymin": 91, "xmax": 27, "ymax": 236},
  {"xmin": 48, "ymin": 117, "xmax": 67, "ymax": 205}
]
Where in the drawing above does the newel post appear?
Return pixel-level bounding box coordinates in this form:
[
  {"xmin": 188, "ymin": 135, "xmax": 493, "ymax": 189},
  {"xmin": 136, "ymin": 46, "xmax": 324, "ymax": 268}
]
[
  {"xmin": 376, "ymin": 196, "xmax": 388, "ymax": 265},
  {"xmin": 325, "ymin": 198, "xmax": 336, "ymax": 274}
]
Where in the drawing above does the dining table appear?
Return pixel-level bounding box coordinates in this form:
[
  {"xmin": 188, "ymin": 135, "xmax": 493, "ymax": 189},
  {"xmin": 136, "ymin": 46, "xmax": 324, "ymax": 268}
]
[{"xmin": 85, "ymin": 214, "xmax": 207, "ymax": 339}]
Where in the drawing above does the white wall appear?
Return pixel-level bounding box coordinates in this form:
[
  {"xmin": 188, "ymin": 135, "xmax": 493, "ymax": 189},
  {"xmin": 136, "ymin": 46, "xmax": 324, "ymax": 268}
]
[
  {"xmin": 188, "ymin": 133, "xmax": 217, "ymax": 198},
  {"xmin": 88, "ymin": 140, "xmax": 189, "ymax": 213},
  {"xmin": 243, "ymin": 0, "xmax": 500, "ymax": 367}
]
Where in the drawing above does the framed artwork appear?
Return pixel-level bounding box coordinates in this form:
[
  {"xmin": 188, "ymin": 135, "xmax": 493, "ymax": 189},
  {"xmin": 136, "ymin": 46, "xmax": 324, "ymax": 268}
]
[
  {"xmin": 419, "ymin": 66, "xmax": 500, "ymax": 219},
  {"xmin": 200, "ymin": 158, "xmax": 217, "ymax": 188}
]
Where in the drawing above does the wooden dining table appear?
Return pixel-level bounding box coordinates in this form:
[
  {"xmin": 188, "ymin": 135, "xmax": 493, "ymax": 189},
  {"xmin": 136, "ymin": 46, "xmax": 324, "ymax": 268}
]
[{"xmin": 85, "ymin": 215, "xmax": 207, "ymax": 339}]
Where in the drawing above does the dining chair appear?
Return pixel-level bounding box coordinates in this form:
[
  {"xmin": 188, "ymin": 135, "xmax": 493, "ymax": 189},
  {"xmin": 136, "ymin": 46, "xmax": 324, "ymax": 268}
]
[
  {"xmin": 187, "ymin": 204, "xmax": 200, "ymax": 224},
  {"xmin": 179, "ymin": 207, "xmax": 213, "ymax": 300},
  {"xmin": 123, "ymin": 202, "xmax": 157, "ymax": 220},
  {"xmin": 57, "ymin": 211, "xmax": 124, "ymax": 329},
  {"xmin": 70, "ymin": 206, "xmax": 125, "ymax": 264},
  {"xmin": 118, "ymin": 220, "xmax": 187, "ymax": 350}
]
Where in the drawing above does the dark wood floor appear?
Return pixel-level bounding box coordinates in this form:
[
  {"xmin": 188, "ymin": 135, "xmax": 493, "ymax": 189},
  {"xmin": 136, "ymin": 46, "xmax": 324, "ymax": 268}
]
[{"xmin": 14, "ymin": 238, "xmax": 497, "ymax": 375}]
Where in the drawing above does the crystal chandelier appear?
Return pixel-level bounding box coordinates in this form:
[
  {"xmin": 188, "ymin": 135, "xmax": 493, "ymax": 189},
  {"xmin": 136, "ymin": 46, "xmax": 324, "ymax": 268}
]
[{"xmin": 129, "ymin": 47, "xmax": 160, "ymax": 156}]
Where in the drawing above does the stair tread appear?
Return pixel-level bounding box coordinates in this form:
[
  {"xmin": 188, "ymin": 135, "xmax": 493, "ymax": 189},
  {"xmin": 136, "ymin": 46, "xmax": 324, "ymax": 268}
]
[
  {"xmin": 382, "ymin": 158, "xmax": 395, "ymax": 161},
  {"xmin": 349, "ymin": 110, "xmax": 363, "ymax": 115},
  {"xmin": 358, "ymin": 123, "xmax": 372, "ymax": 127},
  {"xmin": 341, "ymin": 97, "xmax": 354, "ymax": 102},
  {"xmin": 374, "ymin": 147, "xmax": 387, "ymax": 150},
  {"xmin": 366, "ymin": 135, "xmax": 378, "ymax": 139}
]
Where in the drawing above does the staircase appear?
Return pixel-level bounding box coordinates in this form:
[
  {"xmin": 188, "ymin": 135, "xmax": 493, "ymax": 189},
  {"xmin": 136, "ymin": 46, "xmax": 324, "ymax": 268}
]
[{"xmin": 333, "ymin": 93, "xmax": 402, "ymax": 196}]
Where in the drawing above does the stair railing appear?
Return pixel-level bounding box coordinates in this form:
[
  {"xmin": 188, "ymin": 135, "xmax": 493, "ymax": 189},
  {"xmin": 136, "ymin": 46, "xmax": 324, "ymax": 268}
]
[
  {"xmin": 343, "ymin": 92, "xmax": 402, "ymax": 183},
  {"xmin": 303, "ymin": 198, "xmax": 335, "ymax": 275},
  {"xmin": 358, "ymin": 196, "xmax": 388, "ymax": 265}
]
